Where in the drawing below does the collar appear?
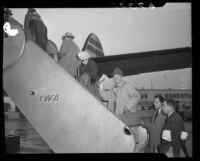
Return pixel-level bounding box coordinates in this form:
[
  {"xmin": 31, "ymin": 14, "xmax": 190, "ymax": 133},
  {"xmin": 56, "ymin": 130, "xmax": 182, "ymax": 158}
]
[
  {"xmin": 116, "ymin": 81, "xmax": 126, "ymax": 87},
  {"xmin": 168, "ymin": 111, "xmax": 175, "ymax": 117},
  {"xmin": 114, "ymin": 81, "xmax": 126, "ymax": 92},
  {"xmin": 155, "ymin": 108, "xmax": 161, "ymax": 114}
]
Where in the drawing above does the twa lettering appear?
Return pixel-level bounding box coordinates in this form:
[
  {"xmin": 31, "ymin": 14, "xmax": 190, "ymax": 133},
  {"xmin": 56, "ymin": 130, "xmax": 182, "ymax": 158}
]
[{"xmin": 40, "ymin": 94, "xmax": 59, "ymax": 103}]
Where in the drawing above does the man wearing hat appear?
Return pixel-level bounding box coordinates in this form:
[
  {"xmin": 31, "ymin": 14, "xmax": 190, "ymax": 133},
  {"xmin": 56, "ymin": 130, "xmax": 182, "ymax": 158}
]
[
  {"xmin": 23, "ymin": 8, "xmax": 48, "ymax": 51},
  {"xmin": 4, "ymin": 8, "xmax": 13, "ymax": 22},
  {"xmin": 62, "ymin": 32, "xmax": 75, "ymax": 41},
  {"xmin": 58, "ymin": 32, "xmax": 79, "ymax": 77},
  {"xmin": 104, "ymin": 67, "xmax": 140, "ymax": 115},
  {"xmin": 99, "ymin": 67, "xmax": 141, "ymax": 143},
  {"xmin": 24, "ymin": 8, "xmax": 36, "ymax": 41}
]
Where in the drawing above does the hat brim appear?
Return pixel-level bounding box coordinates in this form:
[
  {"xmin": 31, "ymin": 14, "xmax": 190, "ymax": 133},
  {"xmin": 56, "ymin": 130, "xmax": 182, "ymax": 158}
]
[
  {"xmin": 62, "ymin": 35, "xmax": 75, "ymax": 40},
  {"xmin": 112, "ymin": 73, "xmax": 123, "ymax": 77}
]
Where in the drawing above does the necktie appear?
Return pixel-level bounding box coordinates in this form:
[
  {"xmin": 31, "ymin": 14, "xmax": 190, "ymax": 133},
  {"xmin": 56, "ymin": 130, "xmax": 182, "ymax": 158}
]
[
  {"xmin": 153, "ymin": 110, "xmax": 159, "ymax": 123},
  {"xmin": 113, "ymin": 99, "xmax": 116, "ymax": 114},
  {"xmin": 113, "ymin": 89, "xmax": 117, "ymax": 114},
  {"xmin": 164, "ymin": 115, "xmax": 169, "ymax": 126}
]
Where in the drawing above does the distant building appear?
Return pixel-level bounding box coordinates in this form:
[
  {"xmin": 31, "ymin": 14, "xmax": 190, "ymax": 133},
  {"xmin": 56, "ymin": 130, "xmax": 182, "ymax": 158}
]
[{"xmin": 137, "ymin": 88, "xmax": 192, "ymax": 120}]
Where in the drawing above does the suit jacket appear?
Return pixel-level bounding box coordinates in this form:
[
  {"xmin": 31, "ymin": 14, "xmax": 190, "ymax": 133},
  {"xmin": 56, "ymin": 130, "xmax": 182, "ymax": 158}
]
[
  {"xmin": 159, "ymin": 112, "xmax": 184, "ymax": 157},
  {"xmin": 150, "ymin": 109, "xmax": 167, "ymax": 152}
]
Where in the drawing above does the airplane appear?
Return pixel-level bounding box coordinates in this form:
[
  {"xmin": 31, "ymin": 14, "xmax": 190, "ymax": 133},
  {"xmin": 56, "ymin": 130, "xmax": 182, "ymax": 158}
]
[
  {"xmin": 91, "ymin": 47, "xmax": 191, "ymax": 77},
  {"xmin": 3, "ymin": 9, "xmax": 135, "ymax": 153},
  {"xmin": 3, "ymin": 8, "xmax": 192, "ymax": 153}
]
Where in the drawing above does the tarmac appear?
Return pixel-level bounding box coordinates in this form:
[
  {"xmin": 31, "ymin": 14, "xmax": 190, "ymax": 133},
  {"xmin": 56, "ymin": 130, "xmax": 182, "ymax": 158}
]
[{"xmin": 4, "ymin": 117, "xmax": 192, "ymax": 156}]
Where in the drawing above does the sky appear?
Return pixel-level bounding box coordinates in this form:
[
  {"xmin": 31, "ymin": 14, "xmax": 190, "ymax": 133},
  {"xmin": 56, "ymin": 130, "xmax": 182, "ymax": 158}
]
[{"xmin": 10, "ymin": 3, "xmax": 192, "ymax": 89}]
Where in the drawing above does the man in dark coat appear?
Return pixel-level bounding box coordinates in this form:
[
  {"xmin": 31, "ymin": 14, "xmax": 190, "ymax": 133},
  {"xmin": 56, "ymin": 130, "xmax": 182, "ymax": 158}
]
[
  {"xmin": 158, "ymin": 99, "xmax": 185, "ymax": 157},
  {"xmin": 24, "ymin": 8, "xmax": 48, "ymax": 51},
  {"xmin": 24, "ymin": 8, "xmax": 36, "ymax": 40},
  {"xmin": 77, "ymin": 51, "xmax": 100, "ymax": 84},
  {"xmin": 77, "ymin": 51, "xmax": 103, "ymax": 100},
  {"xmin": 150, "ymin": 95, "xmax": 167, "ymax": 153}
]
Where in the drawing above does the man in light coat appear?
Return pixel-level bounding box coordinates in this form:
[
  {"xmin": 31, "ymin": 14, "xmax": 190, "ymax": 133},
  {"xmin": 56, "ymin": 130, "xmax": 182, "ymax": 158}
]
[
  {"xmin": 99, "ymin": 67, "xmax": 140, "ymax": 115},
  {"xmin": 99, "ymin": 68, "xmax": 141, "ymax": 143},
  {"xmin": 58, "ymin": 32, "xmax": 80, "ymax": 77}
]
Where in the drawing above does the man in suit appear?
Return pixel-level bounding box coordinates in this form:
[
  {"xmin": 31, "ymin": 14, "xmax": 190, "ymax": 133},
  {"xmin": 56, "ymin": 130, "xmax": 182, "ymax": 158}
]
[
  {"xmin": 150, "ymin": 95, "xmax": 167, "ymax": 153},
  {"xmin": 158, "ymin": 99, "xmax": 185, "ymax": 157}
]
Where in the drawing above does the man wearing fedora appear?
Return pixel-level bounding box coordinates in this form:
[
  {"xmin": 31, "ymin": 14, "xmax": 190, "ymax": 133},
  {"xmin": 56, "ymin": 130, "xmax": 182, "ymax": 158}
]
[
  {"xmin": 99, "ymin": 67, "xmax": 141, "ymax": 143},
  {"xmin": 99, "ymin": 67, "xmax": 140, "ymax": 115},
  {"xmin": 58, "ymin": 32, "xmax": 80, "ymax": 77}
]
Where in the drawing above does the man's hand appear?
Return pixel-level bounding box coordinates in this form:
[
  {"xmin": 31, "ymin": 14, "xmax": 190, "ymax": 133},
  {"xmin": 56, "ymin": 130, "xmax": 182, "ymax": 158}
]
[
  {"xmin": 123, "ymin": 106, "xmax": 130, "ymax": 113},
  {"xmin": 98, "ymin": 74, "xmax": 108, "ymax": 90}
]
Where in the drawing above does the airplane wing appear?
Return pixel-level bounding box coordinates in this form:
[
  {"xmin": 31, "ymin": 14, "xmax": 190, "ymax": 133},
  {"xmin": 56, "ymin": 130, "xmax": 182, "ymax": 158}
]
[{"xmin": 91, "ymin": 47, "xmax": 192, "ymax": 77}]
